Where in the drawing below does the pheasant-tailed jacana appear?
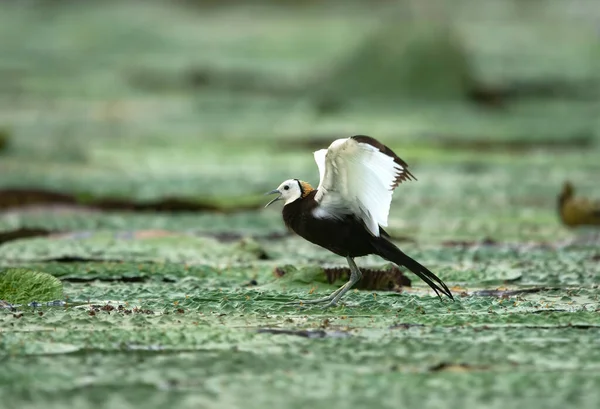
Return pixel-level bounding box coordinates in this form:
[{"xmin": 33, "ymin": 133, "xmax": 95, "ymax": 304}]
[
  {"xmin": 558, "ymin": 181, "xmax": 600, "ymax": 228},
  {"xmin": 265, "ymin": 135, "xmax": 453, "ymax": 306}
]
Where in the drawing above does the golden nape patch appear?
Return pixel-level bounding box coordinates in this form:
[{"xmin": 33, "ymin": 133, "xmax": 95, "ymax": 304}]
[{"xmin": 299, "ymin": 181, "xmax": 314, "ymax": 197}]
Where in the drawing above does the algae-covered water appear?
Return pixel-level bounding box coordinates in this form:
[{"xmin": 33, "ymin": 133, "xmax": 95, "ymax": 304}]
[{"xmin": 1, "ymin": 1, "xmax": 600, "ymax": 408}]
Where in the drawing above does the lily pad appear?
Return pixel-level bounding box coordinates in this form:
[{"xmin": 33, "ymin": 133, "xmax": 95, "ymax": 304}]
[
  {"xmin": 0, "ymin": 268, "xmax": 63, "ymax": 305},
  {"xmin": 0, "ymin": 231, "xmax": 267, "ymax": 264}
]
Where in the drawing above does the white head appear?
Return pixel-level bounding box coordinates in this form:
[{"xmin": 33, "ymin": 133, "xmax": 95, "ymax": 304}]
[{"xmin": 264, "ymin": 179, "xmax": 313, "ymax": 207}]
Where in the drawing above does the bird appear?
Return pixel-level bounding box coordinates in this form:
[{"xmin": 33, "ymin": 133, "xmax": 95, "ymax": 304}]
[
  {"xmin": 558, "ymin": 181, "xmax": 600, "ymax": 228},
  {"xmin": 265, "ymin": 135, "xmax": 453, "ymax": 307}
]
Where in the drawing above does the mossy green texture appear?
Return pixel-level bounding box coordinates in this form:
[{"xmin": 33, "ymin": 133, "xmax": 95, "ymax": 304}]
[
  {"xmin": 0, "ymin": 268, "xmax": 63, "ymax": 304},
  {"xmin": 320, "ymin": 20, "xmax": 473, "ymax": 101},
  {"xmin": 0, "ymin": 1, "xmax": 600, "ymax": 408},
  {"xmin": 1, "ymin": 278, "xmax": 599, "ymax": 409},
  {"xmin": 0, "ymin": 231, "xmax": 267, "ymax": 264}
]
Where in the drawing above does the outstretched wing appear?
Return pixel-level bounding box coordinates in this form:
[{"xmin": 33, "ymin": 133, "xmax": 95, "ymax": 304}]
[{"xmin": 312, "ymin": 135, "xmax": 415, "ymax": 236}]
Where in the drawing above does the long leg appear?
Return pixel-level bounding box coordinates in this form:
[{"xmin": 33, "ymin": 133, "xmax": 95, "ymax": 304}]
[
  {"xmin": 326, "ymin": 256, "xmax": 362, "ymax": 306},
  {"xmin": 286, "ymin": 256, "xmax": 363, "ymax": 307}
]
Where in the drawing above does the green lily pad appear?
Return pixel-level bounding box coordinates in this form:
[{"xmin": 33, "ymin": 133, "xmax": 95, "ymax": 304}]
[
  {"xmin": 0, "ymin": 268, "xmax": 63, "ymax": 304},
  {"xmin": 0, "ymin": 231, "xmax": 267, "ymax": 264}
]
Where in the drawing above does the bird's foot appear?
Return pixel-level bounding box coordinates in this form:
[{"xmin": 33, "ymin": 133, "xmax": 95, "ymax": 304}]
[
  {"xmin": 284, "ymin": 295, "xmax": 339, "ymax": 307},
  {"xmin": 323, "ymin": 300, "xmax": 340, "ymax": 308},
  {"xmin": 284, "ymin": 258, "xmax": 362, "ymax": 308},
  {"xmin": 284, "ymin": 285, "xmax": 349, "ymax": 308}
]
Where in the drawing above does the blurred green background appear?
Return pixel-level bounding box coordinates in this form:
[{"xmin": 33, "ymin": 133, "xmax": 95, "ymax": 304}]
[
  {"xmin": 1, "ymin": 0, "xmax": 598, "ymax": 242},
  {"xmin": 1, "ymin": 0, "xmax": 600, "ymax": 408}
]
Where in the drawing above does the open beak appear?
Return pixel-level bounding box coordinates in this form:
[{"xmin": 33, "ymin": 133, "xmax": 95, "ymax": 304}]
[{"xmin": 264, "ymin": 189, "xmax": 282, "ymax": 208}]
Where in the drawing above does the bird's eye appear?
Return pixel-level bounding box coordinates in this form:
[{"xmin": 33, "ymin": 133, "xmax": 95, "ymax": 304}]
[{"xmin": 284, "ymin": 185, "xmax": 289, "ymax": 191}]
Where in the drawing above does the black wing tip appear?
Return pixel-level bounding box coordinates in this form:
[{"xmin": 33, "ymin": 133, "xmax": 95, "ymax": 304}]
[
  {"xmin": 404, "ymin": 169, "xmax": 417, "ymax": 181},
  {"xmin": 351, "ymin": 135, "xmax": 416, "ymax": 187},
  {"xmin": 392, "ymin": 169, "xmax": 417, "ymax": 188}
]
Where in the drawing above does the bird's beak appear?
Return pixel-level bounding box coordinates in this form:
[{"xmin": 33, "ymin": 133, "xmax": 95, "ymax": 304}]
[{"xmin": 264, "ymin": 189, "xmax": 282, "ymax": 208}]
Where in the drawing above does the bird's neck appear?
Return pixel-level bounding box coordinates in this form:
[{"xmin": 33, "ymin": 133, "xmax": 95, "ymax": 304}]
[
  {"xmin": 298, "ymin": 181, "xmax": 315, "ymax": 198},
  {"xmin": 282, "ymin": 190, "xmax": 318, "ymax": 229}
]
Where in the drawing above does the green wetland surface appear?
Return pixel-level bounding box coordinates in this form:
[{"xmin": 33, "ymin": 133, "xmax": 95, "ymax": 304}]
[{"xmin": 1, "ymin": 1, "xmax": 600, "ymax": 408}]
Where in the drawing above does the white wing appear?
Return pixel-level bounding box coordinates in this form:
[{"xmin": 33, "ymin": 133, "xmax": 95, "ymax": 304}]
[
  {"xmin": 313, "ymin": 148, "xmax": 327, "ymax": 188},
  {"xmin": 312, "ymin": 136, "xmax": 413, "ymax": 236}
]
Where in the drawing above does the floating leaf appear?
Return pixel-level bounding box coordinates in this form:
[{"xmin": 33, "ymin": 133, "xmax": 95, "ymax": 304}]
[{"xmin": 0, "ymin": 268, "xmax": 63, "ymax": 304}]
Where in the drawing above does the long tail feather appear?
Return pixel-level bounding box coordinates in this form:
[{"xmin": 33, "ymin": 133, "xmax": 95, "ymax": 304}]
[{"xmin": 372, "ymin": 238, "xmax": 454, "ymax": 300}]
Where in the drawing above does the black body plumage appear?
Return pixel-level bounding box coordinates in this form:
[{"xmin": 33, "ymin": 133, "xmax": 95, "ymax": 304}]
[
  {"xmin": 267, "ymin": 135, "xmax": 454, "ymax": 304},
  {"xmin": 283, "ymin": 190, "xmax": 376, "ymax": 258},
  {"xmin": 282, "ymin": 190, "xmax": 453, "ymax": 300}
]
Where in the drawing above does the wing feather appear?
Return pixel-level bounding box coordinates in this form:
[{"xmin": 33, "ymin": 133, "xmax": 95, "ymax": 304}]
[
  {"xmin": 313, "ymin": 148, "xmax": 327, "ymax": 191},
  {"xmin": 312, "ymin": 136, "xmax": 414, "ymax": 236}
]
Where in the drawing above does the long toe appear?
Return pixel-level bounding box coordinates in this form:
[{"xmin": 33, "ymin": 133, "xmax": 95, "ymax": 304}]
[
  {"xmin": 284, "ymin": 296, "xmax": 335, "ymax": 306},
  {"xmin": 284, "ymin": 299, "xmax": 343, "ymax": 309},
  {"xmin": 283, "ymin": 279, "xmax": 358, "ymax": 307}
]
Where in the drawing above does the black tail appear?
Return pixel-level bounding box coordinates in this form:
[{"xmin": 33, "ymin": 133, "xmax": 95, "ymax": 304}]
[{"xmin": 372, "ymin": 237, "xmax": 454, "ymax": 301}]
